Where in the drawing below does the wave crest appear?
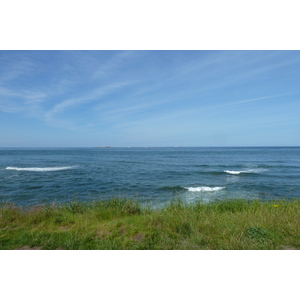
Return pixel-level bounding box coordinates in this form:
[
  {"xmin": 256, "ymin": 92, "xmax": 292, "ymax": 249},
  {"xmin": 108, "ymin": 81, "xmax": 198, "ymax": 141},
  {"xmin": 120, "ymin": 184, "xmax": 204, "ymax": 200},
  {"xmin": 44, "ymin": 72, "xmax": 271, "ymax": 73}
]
[
  {"xmin": 224, "ymin": 169, "xmax": 267, "ymax": 175},
  {"xmin": 6, "ymin": 166, "xmax": 75, "ymax": 172},
  {"xmin": 185, "ymin": 186, "xmax": 225, "ymax": 192},
  {"xmin": 224, "ymin": 170, "xmax": 248, "ymax": 175},
  {"xmin": 159, "ymin": 186, "xmax": 186, "ymax": 192}
]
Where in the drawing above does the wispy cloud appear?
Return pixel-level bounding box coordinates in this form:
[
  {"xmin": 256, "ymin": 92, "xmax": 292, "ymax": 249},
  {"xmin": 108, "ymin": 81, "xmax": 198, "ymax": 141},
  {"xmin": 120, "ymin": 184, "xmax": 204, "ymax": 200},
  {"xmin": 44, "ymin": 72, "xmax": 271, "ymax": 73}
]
[
  {"xmin": 44, "ymin": 81, "xmax": 134, "ymax": 129},
  {"xmin": 0, "ymin": 51, "xmax": 140, "ymax": 130},
  {"xmin": 91, "ymin": 51, "xmax": 136, "ymax": 79},
  {"xmin": 0, "ymin": 56, "xmax": 35, "ymax": 83},
  {"xmin": 207, "ymin": 93, "xmax": 292, "ymax": 110},
  {"xmin": 1, "ymin": 50, "xmax": 300, "ymax": 147}
]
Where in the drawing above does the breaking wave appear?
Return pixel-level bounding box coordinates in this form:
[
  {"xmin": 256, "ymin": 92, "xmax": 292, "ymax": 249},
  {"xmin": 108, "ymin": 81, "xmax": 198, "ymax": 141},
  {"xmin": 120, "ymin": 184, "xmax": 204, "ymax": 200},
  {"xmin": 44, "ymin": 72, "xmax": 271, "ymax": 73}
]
[
  {"xmin": 185, "ymin": 186, "xmax": 225, "ymax": 192},
  {"xmin": 6, "ymin": 166, "xmax": 76, "ymax": 172},
  {"xmin": 224, "ymin": 170, "xmax": 249, "ymax": 175},
  {"xmin": 159, "ymin": 186, "xmax": 186, "ymax": 192},
  {"xmin": 224, "ymin": 169, "xmax": 267, "ymax": 175}
]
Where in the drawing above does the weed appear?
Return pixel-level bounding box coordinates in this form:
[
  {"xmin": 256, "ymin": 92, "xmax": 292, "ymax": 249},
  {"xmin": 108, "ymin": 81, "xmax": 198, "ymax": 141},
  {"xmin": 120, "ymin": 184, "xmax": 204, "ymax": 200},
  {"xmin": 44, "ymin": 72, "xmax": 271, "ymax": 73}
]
[
  {"xmin": 66, "ymin": 201, "xmax": 88, "ymax": 214},
  {"xmin": 1, "ymin": 198, "xmax": 300, "ymax": 250},
  {"xmin": 247, "ymin": 227, "xmax": 269, "ymax": 240}
]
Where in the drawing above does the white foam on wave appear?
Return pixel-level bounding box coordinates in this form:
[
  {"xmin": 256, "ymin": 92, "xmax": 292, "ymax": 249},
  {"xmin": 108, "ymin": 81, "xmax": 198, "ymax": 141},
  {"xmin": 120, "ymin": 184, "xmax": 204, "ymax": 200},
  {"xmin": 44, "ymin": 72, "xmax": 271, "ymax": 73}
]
[
  {"xmin": 224, "ymin": 169, "xmax": 267, "ymax": 175},
  {"xmin": 6, "ymin": 166, "xmax": 75, "ymax": 172},
  {"xmin": 224, "ymin": 170, "xmax": 248, "ymax": 175},
  {"xmin": 186, "ymin": 186, "xmax": 225, "ymax": 192}
]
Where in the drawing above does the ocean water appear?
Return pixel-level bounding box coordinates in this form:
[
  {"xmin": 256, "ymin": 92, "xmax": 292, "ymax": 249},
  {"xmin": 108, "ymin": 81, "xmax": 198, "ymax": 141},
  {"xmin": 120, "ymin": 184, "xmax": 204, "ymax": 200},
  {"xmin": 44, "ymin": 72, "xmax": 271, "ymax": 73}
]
[{"xmin": 1, "ymin": 147, "xmax": 300, "ymax": 207}]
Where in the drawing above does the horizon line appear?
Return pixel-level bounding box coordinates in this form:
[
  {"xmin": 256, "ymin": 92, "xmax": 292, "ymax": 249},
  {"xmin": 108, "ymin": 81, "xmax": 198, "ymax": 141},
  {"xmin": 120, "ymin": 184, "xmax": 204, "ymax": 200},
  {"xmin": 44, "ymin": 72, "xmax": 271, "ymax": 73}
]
[{"xmin": 0, "ymin": 146, "xmax": 299, "ymax": 149}]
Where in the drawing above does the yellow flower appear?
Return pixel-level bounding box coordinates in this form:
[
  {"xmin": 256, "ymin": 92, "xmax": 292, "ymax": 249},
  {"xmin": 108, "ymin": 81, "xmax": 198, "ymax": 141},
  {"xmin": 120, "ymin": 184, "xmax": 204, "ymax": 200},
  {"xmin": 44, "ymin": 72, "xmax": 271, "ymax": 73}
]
[{"xmin": 273, "ymin": 205, "xmax": 279, "ymax": 208}]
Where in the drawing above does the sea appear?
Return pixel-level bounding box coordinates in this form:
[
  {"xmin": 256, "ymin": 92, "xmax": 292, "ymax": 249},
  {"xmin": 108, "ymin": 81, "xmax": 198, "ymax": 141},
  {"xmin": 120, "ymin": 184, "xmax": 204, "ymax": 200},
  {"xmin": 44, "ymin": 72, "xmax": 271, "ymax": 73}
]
[{"xmin": 1, "ymin": 147, "xmax": 300, "ymax": 207}]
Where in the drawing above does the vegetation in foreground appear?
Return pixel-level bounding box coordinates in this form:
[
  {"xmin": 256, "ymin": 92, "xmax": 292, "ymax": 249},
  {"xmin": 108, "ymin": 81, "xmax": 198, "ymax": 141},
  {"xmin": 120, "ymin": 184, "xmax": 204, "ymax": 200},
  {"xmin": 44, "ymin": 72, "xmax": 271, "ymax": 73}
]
[{"xmin": 1, "ymin": 198, "xmax": 300, "ymax": 250}]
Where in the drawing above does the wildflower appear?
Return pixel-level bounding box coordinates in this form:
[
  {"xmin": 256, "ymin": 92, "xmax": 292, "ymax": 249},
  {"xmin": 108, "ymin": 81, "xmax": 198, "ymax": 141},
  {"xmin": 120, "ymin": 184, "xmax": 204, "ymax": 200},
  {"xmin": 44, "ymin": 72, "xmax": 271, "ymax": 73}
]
[{"xmin": 273, "ymin": 205, "xmax": 279, "ymax": 208}]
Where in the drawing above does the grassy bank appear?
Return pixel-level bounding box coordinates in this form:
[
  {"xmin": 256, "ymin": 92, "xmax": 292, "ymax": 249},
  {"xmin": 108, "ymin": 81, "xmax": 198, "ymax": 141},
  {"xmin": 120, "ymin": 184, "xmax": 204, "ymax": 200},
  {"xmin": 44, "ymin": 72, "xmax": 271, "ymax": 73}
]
[{"xmin": 1, "ymin": 198, "xmax": 300, "ymax": 250}]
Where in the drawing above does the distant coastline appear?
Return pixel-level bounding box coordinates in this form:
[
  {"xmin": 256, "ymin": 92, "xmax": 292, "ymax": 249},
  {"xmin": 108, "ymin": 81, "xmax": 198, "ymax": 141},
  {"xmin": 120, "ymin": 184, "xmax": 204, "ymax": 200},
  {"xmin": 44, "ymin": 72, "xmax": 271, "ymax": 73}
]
[{"xmin": 96, "ymin": 146, "xmax": 183, "ymax": 148}]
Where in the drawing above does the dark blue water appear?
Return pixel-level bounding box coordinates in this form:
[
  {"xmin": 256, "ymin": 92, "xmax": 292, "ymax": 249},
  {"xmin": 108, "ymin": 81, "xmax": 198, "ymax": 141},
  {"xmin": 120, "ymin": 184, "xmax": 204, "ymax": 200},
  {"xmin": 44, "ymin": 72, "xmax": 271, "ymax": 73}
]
[{"xmin": 1, "ymin": 147, "xmax": 300, "ymax": 207}]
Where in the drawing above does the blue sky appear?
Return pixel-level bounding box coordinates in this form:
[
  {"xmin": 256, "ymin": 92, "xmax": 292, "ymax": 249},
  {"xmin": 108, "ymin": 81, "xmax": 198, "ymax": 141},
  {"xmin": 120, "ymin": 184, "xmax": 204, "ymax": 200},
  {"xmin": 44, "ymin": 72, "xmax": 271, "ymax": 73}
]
[{"xmin": 0, "ymin": 50, "xmax": 300, "ymax": 147}]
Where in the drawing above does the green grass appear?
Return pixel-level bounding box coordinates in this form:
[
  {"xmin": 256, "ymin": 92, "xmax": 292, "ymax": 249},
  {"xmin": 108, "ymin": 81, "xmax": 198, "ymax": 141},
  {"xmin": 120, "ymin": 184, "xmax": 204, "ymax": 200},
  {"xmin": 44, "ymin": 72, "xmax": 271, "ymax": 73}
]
[{"xmin": 1, "ymin": 198, "xmax": 300, "ymax": 250}]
